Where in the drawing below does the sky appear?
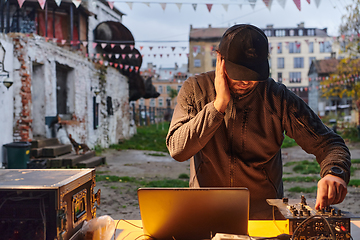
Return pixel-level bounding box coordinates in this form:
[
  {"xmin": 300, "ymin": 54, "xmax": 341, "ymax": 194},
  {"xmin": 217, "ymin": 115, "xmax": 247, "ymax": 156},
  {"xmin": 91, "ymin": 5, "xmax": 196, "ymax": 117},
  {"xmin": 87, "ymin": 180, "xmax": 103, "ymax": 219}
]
[{"xmin": 113, "ymin": 0, "xmax": 353, "ymax": 69}]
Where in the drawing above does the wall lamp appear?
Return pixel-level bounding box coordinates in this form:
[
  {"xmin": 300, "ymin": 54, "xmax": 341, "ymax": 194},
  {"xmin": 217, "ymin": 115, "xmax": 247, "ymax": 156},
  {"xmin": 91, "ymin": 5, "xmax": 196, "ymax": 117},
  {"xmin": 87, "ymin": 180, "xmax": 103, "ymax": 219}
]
[
  {"xmin": 0, "ymin": 72, "xmax": 12, "ymax": 89},
  {"xmin": 91, "ymin": 86, "xmax": 101, "ymax": 96}
]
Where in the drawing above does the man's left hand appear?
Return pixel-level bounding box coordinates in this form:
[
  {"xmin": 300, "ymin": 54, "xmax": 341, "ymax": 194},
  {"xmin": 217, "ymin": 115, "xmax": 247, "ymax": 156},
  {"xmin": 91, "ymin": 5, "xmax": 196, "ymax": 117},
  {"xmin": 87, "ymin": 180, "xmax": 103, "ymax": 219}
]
[{"xmin": 315, "ymin": 174, "xmax": 347, "ymax": 210}]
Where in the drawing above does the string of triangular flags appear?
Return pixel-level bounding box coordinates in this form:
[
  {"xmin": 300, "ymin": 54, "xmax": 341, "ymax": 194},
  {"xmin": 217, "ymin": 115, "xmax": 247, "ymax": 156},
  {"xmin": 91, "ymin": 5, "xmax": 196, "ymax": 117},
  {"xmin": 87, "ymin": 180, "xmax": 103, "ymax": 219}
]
[
  {"xmin": 15, "ymin": 0, "xmax": 322, "ymax": 11},
  {"xmin": 117, "ymin": 0, "xmax": 321, "ymax": 12},
  {"xmin": 40, "ymin": 36, "xmax": 188, "ymax": 72},
  {"xmin": 16, "ymin": 0, "xmax": 82, "ymax": 9}
]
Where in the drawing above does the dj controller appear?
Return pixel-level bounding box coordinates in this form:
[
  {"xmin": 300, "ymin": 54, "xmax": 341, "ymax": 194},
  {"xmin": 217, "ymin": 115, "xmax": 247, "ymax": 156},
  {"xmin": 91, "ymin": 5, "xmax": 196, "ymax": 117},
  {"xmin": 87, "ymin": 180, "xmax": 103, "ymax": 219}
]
[{"xmin": 267, "ymin": 196, "xmax": 354, "ymax": 240}]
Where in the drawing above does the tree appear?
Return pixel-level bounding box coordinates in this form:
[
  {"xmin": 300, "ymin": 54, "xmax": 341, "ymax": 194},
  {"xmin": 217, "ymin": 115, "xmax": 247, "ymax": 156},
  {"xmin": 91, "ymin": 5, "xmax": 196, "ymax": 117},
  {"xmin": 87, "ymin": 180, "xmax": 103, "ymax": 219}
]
[
  {"xmin": 320, "ymin": 0, "xmax": 360, "ymax": 127},
  {"xmin": 168, "ymin": 88, "xmax": 178, "ymax": 107}
]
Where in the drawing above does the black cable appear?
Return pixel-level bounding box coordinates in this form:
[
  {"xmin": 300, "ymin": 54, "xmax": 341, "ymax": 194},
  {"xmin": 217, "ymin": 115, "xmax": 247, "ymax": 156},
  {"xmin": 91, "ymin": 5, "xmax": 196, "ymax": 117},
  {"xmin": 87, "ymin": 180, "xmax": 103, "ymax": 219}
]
[{"xmin": 292, "ymin": 214, "xmax": 336, "ymax": 240}]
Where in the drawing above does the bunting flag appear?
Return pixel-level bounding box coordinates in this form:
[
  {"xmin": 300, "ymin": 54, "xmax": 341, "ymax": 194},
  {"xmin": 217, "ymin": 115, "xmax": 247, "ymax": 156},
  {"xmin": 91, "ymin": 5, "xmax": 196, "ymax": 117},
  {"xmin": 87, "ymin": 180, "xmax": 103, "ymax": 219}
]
[
  {"xmin": 160, "ymin": 3, "xmax": 166, "ymax": 10},
  {"xmin": 263, "ymin": 0, "xmax": 273, "ymax": 10},
  {"xmin": 61, "ymin": 39, "xmax": 66, "ymax": 45},
  {"xmin": 120, "ymin": 44, "xmax": 126, "ymax": 49},
  {"xmin": 314, "ymin": 0, "xmax": 321, "ymax": 8},
  {"xmin": 175, "ymin": 3, "xmax": 182, "ymax": 11},
  {"xmin": 107, "ymin": 1, "xmax": 114, "ymax": 9},
  {"xmin": 101, "ymin": 43, "xmax": 107, "ymax": 48},
  {"xmin": 249, "ymin": 0, "xmax": 257, "ymax": 9},
  {"xmin": 293, "ymin": 0, "xmax": 301, "ymax": 11},
  {"xmin": 55, "ymin": 0, "xmax": 62, "ymax": 6},
  {"xmin": 17, "ymin": 0, "xmax": 25, "ymax": 8},
  {"xmin": 306, "ymin": 0, "xmax": 310, "ymax": 3},
  {"xmin": 143, "ymin": 2, "xmax": 150, "ymax": 7},
  {"xmin": 72, "ymin": 0, "xmax": 81, "ymax": 8},
  {"xmin": 115, "ymin": 54, "xmax": 120, "ymax": 59},
  {"xmin": 222, "ymin": 4, "xmax": 228, "ymax": 12},
  {"xmin": 277, "ymin": 0, "xmax": 286, "ymax": 8},
  {"xmin": 38, "ymin": 0, "xmax": 46, "ymax": 9},
  {"xmin": 52, "ymin": 38, "xmax": 57, "ymax": 43},
  {"xmin": 126, "ymin": 2, "xmax": 133, "ymax": 9},
  {"xmin": 206, "ymin": 4, "xmax": 213, "ymax": 12},
  {"xmin": 192, "ymin": 3, "xmax": 197, "ymax": 11}
]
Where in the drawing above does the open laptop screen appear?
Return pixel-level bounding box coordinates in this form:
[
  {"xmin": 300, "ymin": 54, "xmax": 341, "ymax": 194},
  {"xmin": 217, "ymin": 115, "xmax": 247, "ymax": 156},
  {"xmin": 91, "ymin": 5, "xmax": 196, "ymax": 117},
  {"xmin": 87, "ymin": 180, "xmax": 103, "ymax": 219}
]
[{"xmin": 138, "ymin": 187, "xmax": 249, "ymax": 240}]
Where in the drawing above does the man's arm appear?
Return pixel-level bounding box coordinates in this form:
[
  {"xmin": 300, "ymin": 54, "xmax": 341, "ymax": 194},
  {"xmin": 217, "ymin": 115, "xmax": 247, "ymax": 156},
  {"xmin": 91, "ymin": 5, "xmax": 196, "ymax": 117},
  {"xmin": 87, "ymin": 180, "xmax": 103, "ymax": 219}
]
[
  {"xmin": 282, "ymin": 90, "xmax": 351, "ymax": 209},
  {"xmin": 166, "ymin": 54, "xmax": 230, "ymax": 161}
]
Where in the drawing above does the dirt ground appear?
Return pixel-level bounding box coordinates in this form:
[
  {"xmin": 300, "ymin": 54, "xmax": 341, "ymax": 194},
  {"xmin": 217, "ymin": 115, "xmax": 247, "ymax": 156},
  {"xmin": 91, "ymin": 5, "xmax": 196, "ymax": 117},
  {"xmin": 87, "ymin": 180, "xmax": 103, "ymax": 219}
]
[{"xmin": 94, "ymin": 142, "xmax": 360, "ymax": 221}]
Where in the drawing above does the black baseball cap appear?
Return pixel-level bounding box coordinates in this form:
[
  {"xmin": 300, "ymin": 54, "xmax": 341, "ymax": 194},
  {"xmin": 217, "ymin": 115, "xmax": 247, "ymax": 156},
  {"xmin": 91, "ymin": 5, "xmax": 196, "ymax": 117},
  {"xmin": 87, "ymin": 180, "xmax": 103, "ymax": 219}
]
[{"xmin": 218, "ymin": 24, "xmax": 269, "ymax": 81}]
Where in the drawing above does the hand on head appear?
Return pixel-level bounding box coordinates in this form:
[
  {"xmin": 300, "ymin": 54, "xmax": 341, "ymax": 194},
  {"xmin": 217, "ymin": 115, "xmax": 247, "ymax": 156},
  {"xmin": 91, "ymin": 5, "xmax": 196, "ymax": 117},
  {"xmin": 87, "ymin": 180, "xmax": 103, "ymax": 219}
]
[
  {"xmin": 315, "ymin": 174, "xmax": 347, "ymax": 210},
  {"xmin": 214, "ymin": 53, "xmax": 231, "ymax": 114}
]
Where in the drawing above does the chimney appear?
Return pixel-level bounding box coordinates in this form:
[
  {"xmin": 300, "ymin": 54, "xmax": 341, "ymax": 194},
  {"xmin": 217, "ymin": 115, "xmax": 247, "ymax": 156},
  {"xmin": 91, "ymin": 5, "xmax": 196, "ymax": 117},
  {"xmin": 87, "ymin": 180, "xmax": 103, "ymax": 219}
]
[
  {"xmin": 266, "ymin": 24, "xmax": 273, "ymax": 29},
  {"xmin": 297, "ymin": 22, "xmax": 305, "ymax": 28},
  {"xmin": 208, "ymin": 24, "xmax": 212, "ymax": 28}
]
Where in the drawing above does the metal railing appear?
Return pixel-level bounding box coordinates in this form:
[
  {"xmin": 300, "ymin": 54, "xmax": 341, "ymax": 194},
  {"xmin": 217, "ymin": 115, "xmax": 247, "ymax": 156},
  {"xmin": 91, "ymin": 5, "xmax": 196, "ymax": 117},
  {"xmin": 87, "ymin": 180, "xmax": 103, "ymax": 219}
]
[{"xmin": 131, "ymin": 103, "xmax": 173, "ymax": 126}]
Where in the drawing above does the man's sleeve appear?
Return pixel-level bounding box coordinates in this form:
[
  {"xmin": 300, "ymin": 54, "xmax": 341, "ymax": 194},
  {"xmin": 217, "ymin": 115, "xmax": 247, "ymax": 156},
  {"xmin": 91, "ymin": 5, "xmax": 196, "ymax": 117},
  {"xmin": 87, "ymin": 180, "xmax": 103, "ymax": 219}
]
[
  {"xmin": 166, "ymin": 78, "xmax": 225, "ymax": 162},
  {"xmin": 282, "ymin": 90, "xmax": 351, "ymax": 184}
]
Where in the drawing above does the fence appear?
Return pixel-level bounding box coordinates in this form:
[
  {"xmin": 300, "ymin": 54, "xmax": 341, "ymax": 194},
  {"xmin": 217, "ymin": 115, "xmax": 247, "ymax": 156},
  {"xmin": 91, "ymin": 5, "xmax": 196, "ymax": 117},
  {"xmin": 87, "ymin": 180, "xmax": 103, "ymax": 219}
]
[{"xmin": 131, "ymin": 103, "xmax": 173, "ymax": 126}]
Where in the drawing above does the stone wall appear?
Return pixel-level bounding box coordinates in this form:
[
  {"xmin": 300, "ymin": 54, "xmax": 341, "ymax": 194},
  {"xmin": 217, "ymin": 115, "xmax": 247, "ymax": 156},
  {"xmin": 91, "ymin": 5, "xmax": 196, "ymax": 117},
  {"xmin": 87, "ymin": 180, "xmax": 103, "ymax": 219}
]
[{"xmin": 1, "ymin": 33, "xmax": 132, "ymax": 166}]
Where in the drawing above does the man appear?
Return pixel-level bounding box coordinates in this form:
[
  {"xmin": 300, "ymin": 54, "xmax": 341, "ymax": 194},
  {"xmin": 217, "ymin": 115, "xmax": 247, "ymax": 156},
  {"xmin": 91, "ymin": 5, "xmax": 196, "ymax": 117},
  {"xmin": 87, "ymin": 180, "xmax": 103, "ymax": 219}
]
[{"xmin": 166, "ymin": 24, "xmax": 351, "ymax": 219}]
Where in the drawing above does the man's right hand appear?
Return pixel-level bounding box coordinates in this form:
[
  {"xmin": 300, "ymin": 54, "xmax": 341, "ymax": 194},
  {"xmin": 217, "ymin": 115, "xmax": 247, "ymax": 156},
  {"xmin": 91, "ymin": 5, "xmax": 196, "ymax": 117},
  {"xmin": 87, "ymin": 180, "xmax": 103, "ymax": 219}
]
[{"xmin": 214, "ymin": 53, "xmax": 231, "ymax": 113}]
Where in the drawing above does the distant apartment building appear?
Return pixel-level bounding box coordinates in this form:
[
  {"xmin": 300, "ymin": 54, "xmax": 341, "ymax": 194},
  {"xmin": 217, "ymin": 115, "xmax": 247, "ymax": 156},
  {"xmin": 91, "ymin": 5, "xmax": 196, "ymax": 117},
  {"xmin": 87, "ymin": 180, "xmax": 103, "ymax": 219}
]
[
  {"xmin": 188, "ymin": 23, "xmax": 340, "ymax": 103},
  {"xmin": 134, "ymin": 63, "xmax": 189, "ymax": 109}
]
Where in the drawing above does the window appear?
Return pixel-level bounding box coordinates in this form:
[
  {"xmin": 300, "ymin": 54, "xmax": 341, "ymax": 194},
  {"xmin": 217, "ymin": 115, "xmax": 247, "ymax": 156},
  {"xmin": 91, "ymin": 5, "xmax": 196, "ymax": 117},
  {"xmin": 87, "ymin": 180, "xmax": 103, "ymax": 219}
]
[
  {"xmin": 264, "ymin": 29, "xmax": 272, "ymax": 37},
  {"xmin": 139, "ymin": 98, "xmax": 145, "ymax": 106},
  {"xmin": 278, "ymin": 72, "xmax": 282, "ymax": 83},
  {"xmin": 289, "ymin": 42, "xmax": 301, "ymax": 53},
  {"xmin": 298, "ymin": 29, "xmax": 303, "ymax": 36},
  {"xmin": 320, "ymin": 41, "xmax": 332, "ymax": 53},
  {"xmin": 194, "ymin": 59, "xmax": 201, "ymax": 67},
  {"xmin": 307, "ymin": 29, "xmax": 315, "ymax": 36},
  {"xmin": 294, "ymin": 57, "xmax": 304, "ymax": 68},
  {"xmin": 158, "ymin": 85, "xmax": 163, "ymax": 94},
  {"xmin": 158, "ymin": 98, "xmax": 163, "ymax": 107},
  {"xmin": 277, "ymin": 42, "xmax": 282, "ymax": 54},
  {"xmin": 177, "ymin": 85, "xmax": 182, "ymax": 92},
  {"xmin": 212, "ymin": 58, "xmax": 216, "ymax": 67},
  {"xmin": 309, "ymin": 57, "xmax": 316, "ymax": 67},
  {"xmin": 166, "ymin": 85, "xmax": 172, "ymax": 94},
  {"xmin": 308, "ymin": 42, "xmax": 314, "ymax": 53},
  {"xmin": 277, "ymin": 57, "xmax": 284, "ymax": 69},
  {"xmin": 150, "ymin": 99, "xmax": 155, "ymax": 107},
  {"xmin": 275, "ymin": 30, "xmax": 285, "ymax": 37},
  {"xmin": 289, "ymin": 29, "xmax": 294, "ymax": 36},
  {"xmin": 289, "ymin": 72, "xmax": 301, "ymax": 83}
]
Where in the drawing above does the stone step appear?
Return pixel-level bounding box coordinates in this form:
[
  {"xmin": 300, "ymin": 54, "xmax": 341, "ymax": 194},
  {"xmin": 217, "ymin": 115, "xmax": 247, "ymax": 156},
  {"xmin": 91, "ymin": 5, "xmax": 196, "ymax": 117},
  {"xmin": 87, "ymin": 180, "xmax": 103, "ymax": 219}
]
[
  {"xmin": 76, "ymin": 156, "xmax": 106, "ymax": 168},
  {"xmin": 47, "ymin": 158, "xmax": 63, "ymax": 168},
  {"xmin": 27, "ymin": 159, "xmax": 48, "ymax": 169},
  {"xmin": 31, "ymin": 138, "xmax": 59, "ymax": 148},
  {"xmin": 42, "ymin": 144, "xmax": 72, "ymax": 158},
  {"xmin": 30, "ymin": 148, "xmax": 43, "ymax": 158},
  {"xmin": 60, "ymin": 151, "xmax": 96, "ymax": 167}
]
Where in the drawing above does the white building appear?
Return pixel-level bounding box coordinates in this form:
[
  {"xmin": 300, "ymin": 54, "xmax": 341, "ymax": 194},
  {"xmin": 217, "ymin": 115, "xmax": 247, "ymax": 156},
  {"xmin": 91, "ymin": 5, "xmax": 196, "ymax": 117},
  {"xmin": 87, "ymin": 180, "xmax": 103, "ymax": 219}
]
[{"xmin": 265, "ymin": 22, "xmax": 337, "ymax": 103}]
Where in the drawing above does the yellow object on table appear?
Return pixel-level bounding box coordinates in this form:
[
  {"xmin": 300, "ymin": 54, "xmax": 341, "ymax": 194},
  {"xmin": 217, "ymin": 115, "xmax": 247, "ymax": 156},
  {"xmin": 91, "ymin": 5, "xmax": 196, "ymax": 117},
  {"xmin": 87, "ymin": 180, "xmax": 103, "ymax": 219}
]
[{"xmin": 113, "ymin": 220, "xmax": 289, "ymax": 240}]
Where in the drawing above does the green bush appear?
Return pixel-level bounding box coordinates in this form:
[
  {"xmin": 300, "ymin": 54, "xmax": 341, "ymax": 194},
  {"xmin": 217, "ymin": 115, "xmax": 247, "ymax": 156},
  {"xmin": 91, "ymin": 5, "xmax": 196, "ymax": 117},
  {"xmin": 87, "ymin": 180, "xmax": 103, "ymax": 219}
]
[{"xmin": 110, "ymin": 124, "xmax": 169, "ymax": 152}]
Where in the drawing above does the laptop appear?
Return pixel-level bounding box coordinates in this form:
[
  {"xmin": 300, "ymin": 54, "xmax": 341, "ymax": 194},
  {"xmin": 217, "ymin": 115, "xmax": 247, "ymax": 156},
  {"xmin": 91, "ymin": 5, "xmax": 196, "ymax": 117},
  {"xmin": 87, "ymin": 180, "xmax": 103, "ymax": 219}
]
[{"xmin": 137, "ymin": 187, "xmax": 249, "ymax": 240}]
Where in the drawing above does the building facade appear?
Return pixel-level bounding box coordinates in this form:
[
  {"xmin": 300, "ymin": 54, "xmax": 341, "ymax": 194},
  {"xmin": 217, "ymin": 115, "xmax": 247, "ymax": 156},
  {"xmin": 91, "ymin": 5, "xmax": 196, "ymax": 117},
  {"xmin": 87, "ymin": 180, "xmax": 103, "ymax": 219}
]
[
  {"xmin": 188, "ymin": 23, "xmax": 340, "ymax": 103},
  {"xmin": 0, "ymin": 0, "xmax": 139, "ymax": 167}
]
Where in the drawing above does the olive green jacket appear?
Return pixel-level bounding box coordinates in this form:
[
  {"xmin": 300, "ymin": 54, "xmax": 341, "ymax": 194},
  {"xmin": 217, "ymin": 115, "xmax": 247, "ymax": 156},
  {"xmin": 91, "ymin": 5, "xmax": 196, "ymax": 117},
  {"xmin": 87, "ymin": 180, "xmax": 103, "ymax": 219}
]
[{"xmin": 166, "ymin": 71, "xmax": 351, "ymax": 219}]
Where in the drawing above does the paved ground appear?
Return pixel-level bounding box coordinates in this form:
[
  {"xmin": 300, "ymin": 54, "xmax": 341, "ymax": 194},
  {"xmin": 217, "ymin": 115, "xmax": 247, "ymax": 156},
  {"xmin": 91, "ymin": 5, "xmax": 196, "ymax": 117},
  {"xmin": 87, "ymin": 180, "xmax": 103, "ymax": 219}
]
[{"xmin": 94, "ymin": 142, "xmax": 360, "ymax": 221}]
